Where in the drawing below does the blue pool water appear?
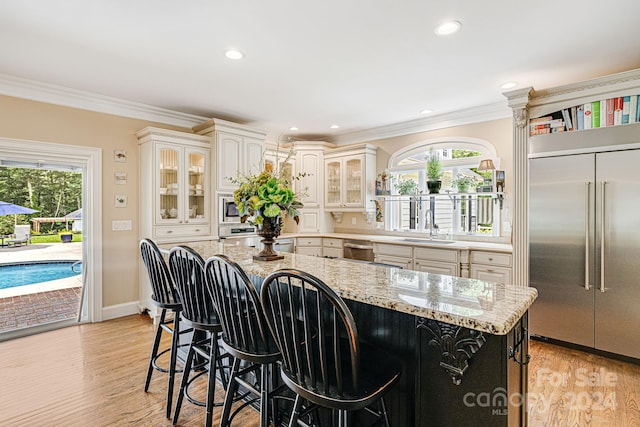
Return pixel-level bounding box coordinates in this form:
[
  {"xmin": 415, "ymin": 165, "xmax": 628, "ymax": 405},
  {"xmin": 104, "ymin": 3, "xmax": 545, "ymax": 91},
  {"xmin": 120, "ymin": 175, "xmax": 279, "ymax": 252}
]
[{"xmin": 0, "ymin": 261, "xmax": 81, "ymax": 290}]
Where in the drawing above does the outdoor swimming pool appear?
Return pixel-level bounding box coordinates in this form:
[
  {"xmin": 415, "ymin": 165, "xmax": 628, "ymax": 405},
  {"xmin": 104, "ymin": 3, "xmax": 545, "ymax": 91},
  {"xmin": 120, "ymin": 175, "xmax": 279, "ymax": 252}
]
[{"xmin": 0, "ymin": 261, "xmax": 81, "ymax": 290}]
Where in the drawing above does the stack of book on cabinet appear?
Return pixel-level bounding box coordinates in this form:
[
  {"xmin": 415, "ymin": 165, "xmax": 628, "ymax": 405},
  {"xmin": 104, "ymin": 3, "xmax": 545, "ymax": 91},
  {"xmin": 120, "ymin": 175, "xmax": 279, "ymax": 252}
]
[{"xmin": 529, "ymin": 95, "xmax": 640, "ymax": 136}]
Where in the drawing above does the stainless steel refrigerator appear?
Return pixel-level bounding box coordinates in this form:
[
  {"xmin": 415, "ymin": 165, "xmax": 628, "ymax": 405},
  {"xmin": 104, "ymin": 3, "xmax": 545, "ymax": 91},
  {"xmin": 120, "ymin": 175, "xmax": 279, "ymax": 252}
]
[{"xmin": 529, "ymin": 149, "xmax": 640, "ymax": 359}]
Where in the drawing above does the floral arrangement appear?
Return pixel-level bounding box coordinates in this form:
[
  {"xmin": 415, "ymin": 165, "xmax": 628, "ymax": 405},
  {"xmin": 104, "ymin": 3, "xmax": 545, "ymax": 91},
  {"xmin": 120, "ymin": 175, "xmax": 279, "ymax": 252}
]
[{"xmin": 229, "ymin": 155, "xmax": 305, "ymax": 226}]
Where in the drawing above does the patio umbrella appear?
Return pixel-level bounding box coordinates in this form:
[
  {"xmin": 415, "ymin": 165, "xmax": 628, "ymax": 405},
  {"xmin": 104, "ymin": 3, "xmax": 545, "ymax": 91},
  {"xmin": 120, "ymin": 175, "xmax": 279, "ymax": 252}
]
[{"xmin": 0, "ymin": 200, "xmax": 39, "ymax": 225}]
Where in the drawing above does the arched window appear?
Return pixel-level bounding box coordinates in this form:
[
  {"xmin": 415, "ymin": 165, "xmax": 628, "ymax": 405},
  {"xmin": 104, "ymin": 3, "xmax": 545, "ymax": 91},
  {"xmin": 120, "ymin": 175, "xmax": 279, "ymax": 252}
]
[{"xmin": 382, "ymin": 137, "xmax": 502, "ymax": 237}]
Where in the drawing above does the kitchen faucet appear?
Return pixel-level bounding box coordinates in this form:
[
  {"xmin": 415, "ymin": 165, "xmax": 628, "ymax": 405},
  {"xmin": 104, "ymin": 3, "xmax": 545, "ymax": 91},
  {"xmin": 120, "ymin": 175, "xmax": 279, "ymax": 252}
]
[{"xmin": 425, "ymin": 208, "xmax": 439, "ymax": 239}]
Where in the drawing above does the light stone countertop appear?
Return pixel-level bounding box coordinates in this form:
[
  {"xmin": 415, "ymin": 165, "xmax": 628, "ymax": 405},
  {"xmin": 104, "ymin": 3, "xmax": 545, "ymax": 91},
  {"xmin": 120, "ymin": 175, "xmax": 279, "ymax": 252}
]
[
  {"xmin": 280, "ymin": 232, "xmax": 513, "ymax": 253},
  {"xmin": 162, "ymin": 240, "xmax": 535, "ymax": 335}
]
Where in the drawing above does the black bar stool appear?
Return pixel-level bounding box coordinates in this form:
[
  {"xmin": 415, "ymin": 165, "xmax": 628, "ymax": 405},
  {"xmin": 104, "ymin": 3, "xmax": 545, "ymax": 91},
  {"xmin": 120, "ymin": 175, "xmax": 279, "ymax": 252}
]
[
  {"xmin": 204, "ymin": 254, "xmax": 282, "ymax": 427},
  {"xmin": 168, "ymin": 246, "xmax": 229, "ymax": 427},
  {"xmin": 139, "ymin": 238, "xmax": 187, "ymax": 419},
  {"xmin": 260, "ymin": 269, "xmax": 402, "ymax": 427}
]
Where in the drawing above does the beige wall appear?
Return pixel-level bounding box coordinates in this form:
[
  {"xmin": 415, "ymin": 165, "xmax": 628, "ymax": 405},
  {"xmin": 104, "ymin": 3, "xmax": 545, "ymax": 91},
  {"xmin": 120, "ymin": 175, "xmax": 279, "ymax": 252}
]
[
  {"xmin": 0, "ymin": 94, "xmax": 513, "ymax": 308},
  {"xmin": 336, "ymin": 117, "xmax": 513, "ymax": 232},
  {"xmin": 0, "ymin": 95, "xmax": 190, "ymax": 307}
]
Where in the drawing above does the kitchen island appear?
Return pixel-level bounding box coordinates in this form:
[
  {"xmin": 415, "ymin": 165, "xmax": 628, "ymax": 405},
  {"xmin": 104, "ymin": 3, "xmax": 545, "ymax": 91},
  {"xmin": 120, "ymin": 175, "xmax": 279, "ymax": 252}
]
[{"xmin": 163, "ymin": 240, "xmax": 537, "ymax": 426}]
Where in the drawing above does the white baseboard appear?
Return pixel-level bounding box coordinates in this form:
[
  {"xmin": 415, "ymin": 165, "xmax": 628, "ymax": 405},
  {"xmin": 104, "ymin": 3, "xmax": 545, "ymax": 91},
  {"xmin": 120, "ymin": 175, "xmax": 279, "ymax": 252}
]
[{"xmin": 102, "ymin": 301, "xmax": 141, "ymax": 321}]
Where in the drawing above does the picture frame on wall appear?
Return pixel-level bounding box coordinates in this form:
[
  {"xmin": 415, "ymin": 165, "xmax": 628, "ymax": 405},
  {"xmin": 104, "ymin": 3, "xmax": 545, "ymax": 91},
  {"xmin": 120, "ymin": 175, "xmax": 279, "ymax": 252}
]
[
  {"xmin": 114, "ymin": 149, "xmax": 127, "ymax": 163},
  {"xmin": 115, "ymin": 172, "xmax": 127, "ymax": 185},
  {"xmin": 115, "ymin": 194, "xmax": 127, "ymax": 208}
]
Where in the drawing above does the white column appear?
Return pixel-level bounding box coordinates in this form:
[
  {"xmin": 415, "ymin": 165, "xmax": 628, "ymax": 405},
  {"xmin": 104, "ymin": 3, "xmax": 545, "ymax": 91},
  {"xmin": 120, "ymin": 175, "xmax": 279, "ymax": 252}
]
[{"xmin": 504, "ymin": 88, "xmax": 532, "ymax": 287}]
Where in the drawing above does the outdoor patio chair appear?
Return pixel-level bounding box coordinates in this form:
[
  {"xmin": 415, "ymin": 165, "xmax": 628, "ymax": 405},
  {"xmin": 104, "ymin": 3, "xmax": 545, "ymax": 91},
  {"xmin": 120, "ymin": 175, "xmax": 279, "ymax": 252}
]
[{"xmin": 7, "ymin": 225, "xmax": 31, "ymax": 247}]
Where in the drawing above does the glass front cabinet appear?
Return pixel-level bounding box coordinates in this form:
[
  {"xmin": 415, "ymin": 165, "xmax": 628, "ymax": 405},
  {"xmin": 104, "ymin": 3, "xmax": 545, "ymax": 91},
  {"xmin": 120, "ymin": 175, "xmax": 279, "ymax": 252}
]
[
  {"xmin": 137, "ymin": 127, "xmax": 212, "ymax": 244},
  {"xmin": 324, "ymin": 144, "xmax": 376, "ymax": 213}
]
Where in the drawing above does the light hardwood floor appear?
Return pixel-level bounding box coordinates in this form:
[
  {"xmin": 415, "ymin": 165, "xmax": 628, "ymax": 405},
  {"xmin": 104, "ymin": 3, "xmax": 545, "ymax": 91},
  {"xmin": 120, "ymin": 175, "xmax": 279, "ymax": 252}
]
[{"xmin": 1, "ymin": 315, "xmax": 638, "ymax": 426}]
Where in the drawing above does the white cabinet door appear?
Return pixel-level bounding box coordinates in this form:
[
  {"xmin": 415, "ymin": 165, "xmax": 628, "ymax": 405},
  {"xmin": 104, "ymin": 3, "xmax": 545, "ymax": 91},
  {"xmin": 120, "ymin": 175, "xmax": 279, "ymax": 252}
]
[
  {"xmin": 471, "ymin": 265, "xmax": 511, "ymax": 284},
  {"xmin": 413, "ymin": 259, "xmax": 458, "ymax": 276},
  {"xmin": 298, "ymin": 210, "xmax": 320, "ymax": 232},
  {"xmin": 325, "ymin": 158, "xmax": 342, "ymax": 207},
  {"xmin": 374, "ymin": 254, "xmax": 413, "ymax": 269},
  {"xmin": 156, "ymin": 143, "xmax": 183, "ymax": 225},
  {"xmin": 298, "ymin": 151, "xmax": 322, "ymax": 207},
  {"xmin": 216, "ymin": 131, "xmax": 242, "ymax": 191},
  {"xmin": 323, "ymin": 247, "xmax": 344, "ymax": 258},
  {"xmin": 245, "ymin": 137, "xmax": 265, "ymax": 175},
  {"xmin": 296, "ymin": 246, "xmax": 323, "ymax": 256},
  {"xmin": 343, "ymin": 155, "xmax": 364, "ymax": 207}
]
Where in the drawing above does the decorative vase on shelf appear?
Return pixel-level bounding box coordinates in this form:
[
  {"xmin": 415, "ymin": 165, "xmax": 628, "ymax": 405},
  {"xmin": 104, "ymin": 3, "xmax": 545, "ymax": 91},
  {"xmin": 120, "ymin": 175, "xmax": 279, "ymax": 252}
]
[
  {"xmin": 427, "ymin": 180, "xmax": 442, "ymax": 194},
  {"xmin": 254, "ymin": 214, "xmax": 284, "ymax": 261}
]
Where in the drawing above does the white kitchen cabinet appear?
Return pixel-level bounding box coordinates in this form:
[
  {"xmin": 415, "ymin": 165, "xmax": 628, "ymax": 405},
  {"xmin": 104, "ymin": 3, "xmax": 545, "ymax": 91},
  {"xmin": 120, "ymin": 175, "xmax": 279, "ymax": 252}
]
[
  {"xmin": 296, "ymin": 237, "xmax": 323, "ymax": 256},
  {"xmin": 137, "ymin": 127, "xmax": 212, "ymax": 318},
  {"xmin": 413, "ymin": 247, "xmax": 459, "ymax": 276},
  {"xmin": 293, "ymin": 142, "xmax": 334, "ymax": 233},
  {"xmin": 322, "ymin": 238, "xmax": 343, "ymax": 258},
  {"xmin": 296, "ymin": 209, "xmax": 321, "ymax": 233},
  {"xmin": 375, "ymin": 254, "xmax": 413, "ymax": 269},
  {"xmin": 137, "ymin": 127, "xmax": 212, "ymax": 243},
  {"xmin": 296, "ymin": 148, "xmax": 324, "ymax": 207},
  {"xmin": 470, "ymin": 250, "xmax": 512, "ymax": 284},
  {"xmin": 324, "ymin": 144, "xmax": 376, "ymax": 213},
  {"xmin": 193, "ymin": 118, "xmax": 267, "ymax": 192},
  {"xmin": 374, "ymin": 243, "xmax": 413, "ymax": 269}
]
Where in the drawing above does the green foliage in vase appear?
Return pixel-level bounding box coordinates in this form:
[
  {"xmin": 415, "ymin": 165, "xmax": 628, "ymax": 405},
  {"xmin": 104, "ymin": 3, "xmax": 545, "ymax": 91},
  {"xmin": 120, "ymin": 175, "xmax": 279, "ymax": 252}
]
[
  {"xmin": 425, "ymin": 148, "xmax": 442, "ymax": 181},
  {"xmin": 228, "ymin": 158, "xmax": 306, "ymax": 226}
]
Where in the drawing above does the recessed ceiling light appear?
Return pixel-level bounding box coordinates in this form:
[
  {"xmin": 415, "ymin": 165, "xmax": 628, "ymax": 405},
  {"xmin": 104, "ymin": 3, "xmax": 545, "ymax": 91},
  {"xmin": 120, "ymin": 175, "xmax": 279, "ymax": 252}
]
[
  {"xmin": 330, "ymin": 124, "xmax": 340, "ymax": 129},
  {"xmin": 500, "ymin": 82, "xmax": 518, "ymax": 90},
  {"xmin": 224, "ymin": 49, "xmax": 244, "ymax": 60},
  {"xmin": 289, "ymin": 126, "xmax": 299, "ymax": 131},
  {"xmin": 419, "ymin": 109, "xmax": 433, "ymax": 115},
  {"xmin": 434, "ymin": 20, "xmax": 462, "ymax": 36}
]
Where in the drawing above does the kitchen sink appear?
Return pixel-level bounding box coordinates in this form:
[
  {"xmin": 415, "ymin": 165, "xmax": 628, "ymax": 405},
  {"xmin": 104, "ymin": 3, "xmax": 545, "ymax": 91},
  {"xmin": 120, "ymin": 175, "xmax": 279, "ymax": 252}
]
[{"xmin": 400, "ymin": 238, "xmax": 455, "ymax": 244}]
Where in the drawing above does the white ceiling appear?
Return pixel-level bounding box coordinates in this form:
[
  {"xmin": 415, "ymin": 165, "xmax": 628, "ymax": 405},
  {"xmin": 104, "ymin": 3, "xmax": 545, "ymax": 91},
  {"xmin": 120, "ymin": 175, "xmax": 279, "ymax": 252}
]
[{"xmin": 2, "ymin": 1, "xmax": 640, "ymax": 142}]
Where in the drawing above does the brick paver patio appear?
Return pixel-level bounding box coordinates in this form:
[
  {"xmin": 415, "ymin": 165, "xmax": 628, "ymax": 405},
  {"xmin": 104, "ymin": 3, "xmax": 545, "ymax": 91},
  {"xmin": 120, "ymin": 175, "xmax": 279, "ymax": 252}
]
[
  {"xmin": 0, "ymin": 287, "xmax": 82, "ymax": 332},
  {"xmin": 0, "ymin": 242, "xmax": 82, "ymax": 334}
]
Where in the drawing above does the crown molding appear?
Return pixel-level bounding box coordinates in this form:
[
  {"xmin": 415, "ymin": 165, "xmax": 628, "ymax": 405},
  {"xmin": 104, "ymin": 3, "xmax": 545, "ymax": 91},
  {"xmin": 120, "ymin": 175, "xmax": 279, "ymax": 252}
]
[
  {"xmin": 0, "ymin": 73, "xmax": 209, "ymax": 128},
  {"xmin": 331, "ymin": 101, "xmax": 512, "ymax": 145}
]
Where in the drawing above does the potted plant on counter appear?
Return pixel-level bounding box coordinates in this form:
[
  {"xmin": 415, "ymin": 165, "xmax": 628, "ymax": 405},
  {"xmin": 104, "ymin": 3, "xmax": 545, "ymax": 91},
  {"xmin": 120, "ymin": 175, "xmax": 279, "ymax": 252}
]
[
  {"xmin": 452, "ymin": 174, "xmax": 479, "ymax": 193},
  {"xmin": 425, "ymin": 148, "xmax": 442, "ymax": 194},
  {"xmin": 394, "ymin": 178, "xmax": 418, "ymax": 195}
]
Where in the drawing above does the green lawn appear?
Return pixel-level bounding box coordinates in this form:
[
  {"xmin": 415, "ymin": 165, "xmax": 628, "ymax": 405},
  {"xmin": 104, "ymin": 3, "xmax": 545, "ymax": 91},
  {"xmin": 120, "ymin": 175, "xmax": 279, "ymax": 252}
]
[{"xmin": 30, "ymin": 233, "xmax": 83, "ymax": 244}]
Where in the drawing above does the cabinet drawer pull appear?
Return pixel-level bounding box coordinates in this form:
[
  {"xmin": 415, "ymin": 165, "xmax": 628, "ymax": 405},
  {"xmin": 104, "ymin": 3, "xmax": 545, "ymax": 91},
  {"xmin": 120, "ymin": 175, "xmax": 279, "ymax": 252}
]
[
  {"xmin": 167, "ymin": 230, "xmax": 173, "ymax": 234},
  {"xmin": 488, "ymin": 257, "xmax": 493, "ymax": 261}
]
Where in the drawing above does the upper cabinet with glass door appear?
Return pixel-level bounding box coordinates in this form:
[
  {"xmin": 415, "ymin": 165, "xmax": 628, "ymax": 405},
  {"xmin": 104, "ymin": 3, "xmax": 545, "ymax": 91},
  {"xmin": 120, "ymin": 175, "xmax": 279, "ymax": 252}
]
[
  {"xmin": 323, "ymin": 144, "xmax": 377, "ymax": 213},
  {"xmin": 157, "ymin": 145, "xmax": 208, "ymax": 225},
  {"xmin": 137, "ymin": 127, "xmax": 212, "ymax": 243}
]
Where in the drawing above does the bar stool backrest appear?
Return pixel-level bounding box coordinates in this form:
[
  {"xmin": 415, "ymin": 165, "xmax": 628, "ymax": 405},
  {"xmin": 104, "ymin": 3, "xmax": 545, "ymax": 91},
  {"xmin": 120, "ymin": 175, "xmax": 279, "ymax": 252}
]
[
  {"xmin": 204, "ymin": 254, "xmax": 278, "ymax": 361},
  {"xmin": 260, "ymin": 269, "xmax": 360, "ymax": 397},
  {"xmin": 168, "ymin": 245, "xmax": 218, "ymax": 327},
  {"xmin": 140, "ymin": 238, "xmax": 178, "ymax": 306}
]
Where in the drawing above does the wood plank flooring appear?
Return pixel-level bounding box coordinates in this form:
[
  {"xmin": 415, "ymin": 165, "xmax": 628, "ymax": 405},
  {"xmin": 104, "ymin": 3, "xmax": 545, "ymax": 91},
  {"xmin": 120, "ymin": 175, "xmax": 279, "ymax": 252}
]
[
  {"xmin": 528, "ymin": 339, "xmax": 640, "ymax": 427},
  {"xmin": 1, "ymin": 314, "xmax": 638, "ymax": 426},
  {"xmin": 0, "ymin": 314, "xmax": 259, "ymax": 427}
]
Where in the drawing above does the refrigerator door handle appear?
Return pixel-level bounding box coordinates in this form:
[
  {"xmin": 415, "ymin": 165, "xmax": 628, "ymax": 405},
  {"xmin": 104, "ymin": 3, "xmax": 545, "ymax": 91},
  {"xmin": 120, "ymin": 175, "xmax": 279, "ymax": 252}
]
[
  {"xmin": 600, "ymin": 181, "xmax": 606, "ymax": 293},
  {"xmin": 585, "ymin": 181, "xmax": 591, "ymax": 290}
]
